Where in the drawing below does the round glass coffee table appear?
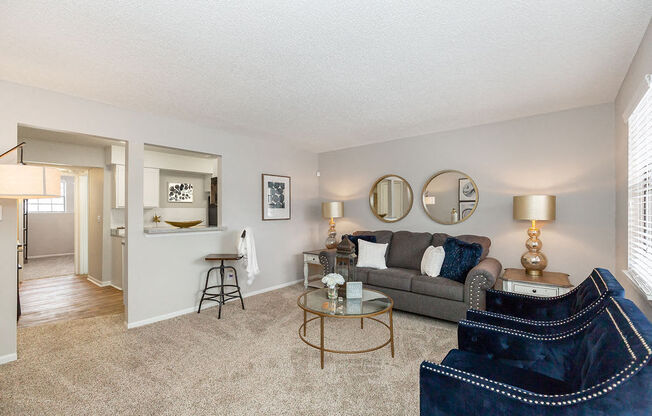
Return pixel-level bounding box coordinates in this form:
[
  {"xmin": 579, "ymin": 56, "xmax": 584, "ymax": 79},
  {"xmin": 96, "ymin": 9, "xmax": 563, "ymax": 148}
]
[{"xmin": 297, "ymin": 287, "xmax": 394, "ymax": 369}]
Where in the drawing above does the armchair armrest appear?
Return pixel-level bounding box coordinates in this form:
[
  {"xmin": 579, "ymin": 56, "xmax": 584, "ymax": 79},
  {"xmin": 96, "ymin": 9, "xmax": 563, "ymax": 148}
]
[
  {"xmin": 456, "ymin": 320, "xmax": 579, "ymax": 364},
  {"xmin": 420, "ymin": 360, "xmax": 646, "ymax": 416},
  {"xmin": 464, "ymin": 257, "xmax": 502, "ymax": 309},
  {"xmin": 466, "ymin": 294, "xmax": 608, "ymax": 335},
  {"xmin": 485, "ymin": 288, "xmax": 572, "ymax": 319}
]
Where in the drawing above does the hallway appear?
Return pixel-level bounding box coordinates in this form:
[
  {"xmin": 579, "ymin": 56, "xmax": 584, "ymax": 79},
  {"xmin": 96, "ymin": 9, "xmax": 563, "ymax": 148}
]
[
  {"xmin": 21, "ymin": 255, "xmax": 74, "ymax": 281},
  {"xmin": 18, "ymin": 274, "xmax": 124, "ymax": 328}
]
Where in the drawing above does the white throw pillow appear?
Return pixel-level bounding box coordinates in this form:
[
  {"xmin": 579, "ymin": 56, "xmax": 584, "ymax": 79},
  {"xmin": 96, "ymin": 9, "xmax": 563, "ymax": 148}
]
[
  {"xmin": 421, "ymin": 245, "xmax": 445, "ymax": 277},
  {"xmin": 356, "ymin": 239, "xmax": 388, "ymax": 269}
]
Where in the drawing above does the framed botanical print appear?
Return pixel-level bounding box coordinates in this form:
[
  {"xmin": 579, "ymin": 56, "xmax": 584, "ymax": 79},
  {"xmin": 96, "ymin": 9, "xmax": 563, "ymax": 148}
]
[
  {"xmin": 458, "ymin": 178, "xmax": 476, "ymax": 202},
  {"xmin": 262, "ymin": 174, "xmax": 291, "ymax": 220},
  {"xmin": 168, "ymin": 182, "xmax": 194, "ymax": 202}
]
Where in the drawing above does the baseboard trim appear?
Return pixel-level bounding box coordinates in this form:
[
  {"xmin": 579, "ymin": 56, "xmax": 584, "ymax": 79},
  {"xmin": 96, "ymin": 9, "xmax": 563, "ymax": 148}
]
[
  {"xmin": 126, "ymin": 278, "xmax": 303, "ymax": 329},
  {"xmin": 87, "ymin": 275, "xmax": 110, "ymax": 287},
  {"xmin": 127, "ymin": 303, "xmax": 217, "ymax": 329},
  {"xmin": 27, "ymin": 253, "xmax": 74, "ymax": 259},
  {"xmin": 242, "ymin": 278, "xmax": 303, "ymax": 299},
  {"xmin": 109, "ymin": 283, "xmax": 123, "ymax": 291},
  {"xmin": 0, "ymin": 353, "xmax": 17, "ymax": 365}
]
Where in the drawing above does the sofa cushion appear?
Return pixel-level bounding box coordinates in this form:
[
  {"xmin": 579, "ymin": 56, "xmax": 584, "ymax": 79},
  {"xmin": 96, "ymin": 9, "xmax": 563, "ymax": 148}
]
[
  {"xmin": 367, "ymin": 268, "xmax": 419, "ymax": 291},
  {"xmin": 455, "ymin": 235, "xmax": 491, "ymax": 260},
  {"xmin": 354, "ymin": 267, "xmax": 375, "ymax": 284},
  {"xmin": 440, "ymin": 237, "xmax": 483, "ymax": 283},
  {"xmin": 411, "ymin": 275, "xmax": 464, "ymax": 301},
  {"xmin": 441, "ymin": 349, "xmax": 572, "ymax": 395},
  {"xmin": 431, "ymin": 233, "xmax": 490, "ymax": 260},
  {"xmin": 387, "ymin": 231, "xmax": 433, "ymax": 270},
  {"xmin": 431, "ymin": 233, "xmax": 449, "ymax": 248},
  {"xmin": 353, "ymin": 231, "xmax": 393, "ymax": 260},
  {"xmin": 356, "ymin": 239, "xmax": 388, "ymax": 269}
]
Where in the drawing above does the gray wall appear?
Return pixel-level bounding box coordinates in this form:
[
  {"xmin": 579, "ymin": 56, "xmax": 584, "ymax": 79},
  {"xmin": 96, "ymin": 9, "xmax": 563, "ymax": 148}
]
[
  {"xmin": 615, "ymin": 20, "xmax": 652, "ymax": 319},
  {"xmin": 319, "ymin": 103, "xmax": 616, "ymax": 286},
  {"xmin": 27, "ymin": 176, "xmax": 75, "ymax": 257}
]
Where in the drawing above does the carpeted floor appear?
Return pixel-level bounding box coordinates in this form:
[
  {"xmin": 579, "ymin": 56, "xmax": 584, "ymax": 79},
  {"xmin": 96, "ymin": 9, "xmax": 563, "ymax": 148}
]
[
  {"xmin": 0, "ymin": 284, "xmax": 457, "ymax": 415},
  {"xmin": 22, "ymin": 255, "xmax": 75, "ymax": 280}
]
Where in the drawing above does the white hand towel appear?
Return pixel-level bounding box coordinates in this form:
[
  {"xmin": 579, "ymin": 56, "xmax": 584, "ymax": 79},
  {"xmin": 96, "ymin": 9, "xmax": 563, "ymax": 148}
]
[{"xmin": 237, "ymin": 227, "xmax": 260, "ymax": 285}]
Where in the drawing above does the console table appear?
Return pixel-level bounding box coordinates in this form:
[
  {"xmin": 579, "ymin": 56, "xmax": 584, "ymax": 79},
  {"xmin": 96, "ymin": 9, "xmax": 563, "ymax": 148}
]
[
  {"xmin": 303, "ymin": 249, "xmax": 335, "ymax": 289},
  {"xmin": 502, "ymin": 268, "xmax": 573, "ymax": 297}
]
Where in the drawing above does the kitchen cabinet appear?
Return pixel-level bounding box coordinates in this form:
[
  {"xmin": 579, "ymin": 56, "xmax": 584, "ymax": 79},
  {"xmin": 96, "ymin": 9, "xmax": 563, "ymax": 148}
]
[
  {"xmin": 143, "ymin": 167, "xmax": 160, "ymax": 208},
  {"xmin": 111, "ymin": 236, "xmax": 124, "ymax": 289},
  {"xmin": 113, "ymin": 164, "xmax": 125, "ymax": 208},
  {"xmin": 113, "ymin": 165, "xmax": 160, "ymax": 208}
]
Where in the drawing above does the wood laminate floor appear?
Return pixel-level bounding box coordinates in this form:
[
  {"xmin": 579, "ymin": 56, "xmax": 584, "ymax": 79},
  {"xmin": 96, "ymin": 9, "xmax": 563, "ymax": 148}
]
[{"xmin": 18, "ymin": 274, "xmax": 124, "ymax": 328}]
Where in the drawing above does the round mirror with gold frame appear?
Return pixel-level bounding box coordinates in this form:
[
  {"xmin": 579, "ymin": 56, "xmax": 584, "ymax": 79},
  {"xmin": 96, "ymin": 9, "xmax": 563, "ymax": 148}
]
[
  {"xmin": 369, "ymin": 174, "xmax": 413, "ymax": 222},
  {"xmin": 422, "ymin": 170, "xmax": 478, "ymax": 225}
]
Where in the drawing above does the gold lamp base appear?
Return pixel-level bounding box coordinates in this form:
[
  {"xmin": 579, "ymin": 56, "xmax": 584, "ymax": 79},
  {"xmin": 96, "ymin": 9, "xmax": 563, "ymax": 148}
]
[
  {"xmin": 521, "ymin": 222, "xmax": 548, "ymax": 277},
  {"xmin": 325, "ymin": 218, "xmax": 338, "ymax": 249}
]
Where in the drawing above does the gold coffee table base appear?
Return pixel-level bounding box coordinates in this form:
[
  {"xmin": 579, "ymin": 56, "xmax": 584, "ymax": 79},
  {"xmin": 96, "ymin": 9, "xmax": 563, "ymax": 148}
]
[{"xmin": 297, "ymin": 289, "xmax": 395, "ymax": 369}]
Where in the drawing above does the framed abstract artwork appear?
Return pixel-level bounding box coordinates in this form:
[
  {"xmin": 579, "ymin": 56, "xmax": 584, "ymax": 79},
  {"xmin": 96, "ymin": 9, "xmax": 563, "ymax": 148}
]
[
  {"xmin": 458, "ymin": 177, "xmax": 476, "ymax": 202},
  {"xmin": 168, "ymin": 182, "xmax": 194, "ymax": 202},
  {"xmin": 459, "ymin": 201, "xmax": 475, "ymax": 219},
  {"xmin": 262, "ymin": 174, "xmax": 291, "ymax": 220}
]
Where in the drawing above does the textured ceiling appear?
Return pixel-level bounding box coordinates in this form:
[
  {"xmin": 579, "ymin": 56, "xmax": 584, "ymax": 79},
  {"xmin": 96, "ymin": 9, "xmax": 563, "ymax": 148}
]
[{"xmin": 1, "ymin": 1, "xmax": 651, "ymax": 152}]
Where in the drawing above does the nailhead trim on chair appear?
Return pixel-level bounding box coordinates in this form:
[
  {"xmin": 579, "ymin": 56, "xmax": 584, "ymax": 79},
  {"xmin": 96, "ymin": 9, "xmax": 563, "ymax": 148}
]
[
  {"xmin": 421, "ymin": 357, "xmax": 649, "ymax": 405},
  {"xmin": 469, "ymin": 274, "xmax": 489, "ymax": 310},
  {"xmin": 610, "ymin": 297, "xmax": 652, "ymax": 354},
  {"xmin": 469, "ymin": 292, "xmax": 608, "ymax": 326},
  {"xmin": 424, "ymin": 299, "xmax": 651, "ymax": 406}
]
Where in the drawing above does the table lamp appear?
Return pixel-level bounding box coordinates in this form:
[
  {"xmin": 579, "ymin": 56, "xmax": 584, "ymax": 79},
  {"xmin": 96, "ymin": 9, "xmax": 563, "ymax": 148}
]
[
  {"xmin": 513, "ymin": 195, "xmax": 556, "ymax": 277},
  {"xmin": 322, "ymin": 201, "xmax": 343, "ymax": 249}
]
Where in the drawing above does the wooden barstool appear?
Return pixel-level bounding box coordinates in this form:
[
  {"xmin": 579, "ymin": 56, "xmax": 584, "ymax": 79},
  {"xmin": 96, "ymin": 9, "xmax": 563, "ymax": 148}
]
[{"xmin": 199, "ymin": 253, "xmax": 245, "ymax": 319}]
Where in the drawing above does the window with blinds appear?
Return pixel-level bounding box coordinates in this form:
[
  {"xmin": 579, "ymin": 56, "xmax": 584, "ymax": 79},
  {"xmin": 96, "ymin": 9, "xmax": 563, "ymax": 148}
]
[{"xmin": 627, "ymin": 78, "xmax": 652, "ymax": 300}]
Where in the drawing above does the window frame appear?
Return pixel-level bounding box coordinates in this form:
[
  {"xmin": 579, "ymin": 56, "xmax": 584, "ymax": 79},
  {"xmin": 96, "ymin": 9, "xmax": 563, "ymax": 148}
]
[
  {"xmin": 27, "ymin": 180, "xmax": 66, "ymax": 213},
  {"xmin": 626, "ymin": 76, "xmax": 652, "ymax": 301}
]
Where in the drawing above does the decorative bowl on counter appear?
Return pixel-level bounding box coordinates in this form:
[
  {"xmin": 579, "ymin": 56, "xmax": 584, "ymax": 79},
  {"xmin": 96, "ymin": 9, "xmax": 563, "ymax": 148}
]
[{"xmin": 165, "ymin": 220, "xmax": 203, "ymax": 228}]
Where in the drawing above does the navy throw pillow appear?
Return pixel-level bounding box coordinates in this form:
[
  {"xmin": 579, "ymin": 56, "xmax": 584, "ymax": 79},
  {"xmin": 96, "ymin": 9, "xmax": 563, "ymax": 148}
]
[
  {"xmin": 344, "ymin": 235, "xmax": 377, "ymax": 255},
  {"xmin": 440, "ymin": 237, "xmax": 483, "ymax": 283}
]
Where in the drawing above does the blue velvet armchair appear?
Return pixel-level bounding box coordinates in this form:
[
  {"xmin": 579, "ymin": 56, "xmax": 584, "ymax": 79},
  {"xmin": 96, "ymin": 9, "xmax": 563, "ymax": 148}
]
[
  {"xmin": 466, "ymin": 268, "xmax": 625, "ymax": 334},
  {"xmin": 420, "ymin": 297, "xmax": 652, "ymax": 415}
]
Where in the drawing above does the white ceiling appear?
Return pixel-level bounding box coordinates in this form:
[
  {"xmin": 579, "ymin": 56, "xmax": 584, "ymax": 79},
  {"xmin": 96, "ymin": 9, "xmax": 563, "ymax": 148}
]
[{"xmin": 1, "ymin": 2, "xmax": 651, "ymax": 153}]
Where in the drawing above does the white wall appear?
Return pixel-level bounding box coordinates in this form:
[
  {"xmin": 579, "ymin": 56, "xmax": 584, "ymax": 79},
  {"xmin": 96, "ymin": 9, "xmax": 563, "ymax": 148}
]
[
  {"xmin": 615, "ymin": 21, "xmax": 652, "ymax": 319},
  {"xmin": 0, "ymin": 80, "xmax": 320, "ymax": 361},
  {"xmin": 319, "ymin": 104, "xmax": 616, "ymax": 286},
  {"xmin": 21, "ymin": 137, "xmax": 106, "ymax": 168}
]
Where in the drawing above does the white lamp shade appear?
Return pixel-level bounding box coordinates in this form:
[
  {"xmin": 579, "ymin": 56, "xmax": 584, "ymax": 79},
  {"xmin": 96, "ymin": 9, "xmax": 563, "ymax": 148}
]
[{"xmin": 0, "ymin": 165, "xmax": 62, "ymax": 199}]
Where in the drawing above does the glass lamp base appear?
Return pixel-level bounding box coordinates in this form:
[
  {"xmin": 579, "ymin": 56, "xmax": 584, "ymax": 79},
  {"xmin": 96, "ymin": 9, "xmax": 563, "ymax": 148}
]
[{"xmin": 325, "ymin": 234, "xmax": 337, "ymax": 249}]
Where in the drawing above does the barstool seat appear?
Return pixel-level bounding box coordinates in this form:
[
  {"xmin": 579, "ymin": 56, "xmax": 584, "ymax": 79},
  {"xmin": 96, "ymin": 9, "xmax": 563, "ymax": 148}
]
[{"xmin": 199, "ymin": 253, "xmax": 245, "ymax": 319}]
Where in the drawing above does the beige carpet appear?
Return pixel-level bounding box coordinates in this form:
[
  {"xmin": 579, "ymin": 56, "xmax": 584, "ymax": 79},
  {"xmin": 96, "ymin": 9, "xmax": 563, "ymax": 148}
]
[
  {"xmin": 22, "ymin": 255, "xmax": 75, "ymax": 280},
  {"xmin": 0, "ymin": 284, "xmax": 457, "ymax": 415}
]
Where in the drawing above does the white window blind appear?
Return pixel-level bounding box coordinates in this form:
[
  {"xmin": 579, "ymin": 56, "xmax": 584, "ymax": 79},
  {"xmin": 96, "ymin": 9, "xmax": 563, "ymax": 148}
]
[{"xmin": 627, "ymin": 77, "xmax": 652, "ymax": 300}]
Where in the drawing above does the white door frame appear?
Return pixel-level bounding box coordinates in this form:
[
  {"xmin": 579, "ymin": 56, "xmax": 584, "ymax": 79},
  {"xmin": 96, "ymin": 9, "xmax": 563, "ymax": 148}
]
[{"xmin": 74, "ymin": 174, "xmax": 89, "ymax": 275}]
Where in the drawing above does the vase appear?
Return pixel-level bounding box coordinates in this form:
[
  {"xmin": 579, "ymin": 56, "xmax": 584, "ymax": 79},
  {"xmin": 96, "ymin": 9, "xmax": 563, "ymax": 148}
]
[{"xmin": 327, "ymin": 285, "xmax": 338, "ymax": 300}]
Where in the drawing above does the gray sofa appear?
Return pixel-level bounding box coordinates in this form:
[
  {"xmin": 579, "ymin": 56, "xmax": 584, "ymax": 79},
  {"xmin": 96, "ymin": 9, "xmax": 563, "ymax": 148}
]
[{"xmin": 320, "ymin": 230, "xmax": 502, "ymax": 322}]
